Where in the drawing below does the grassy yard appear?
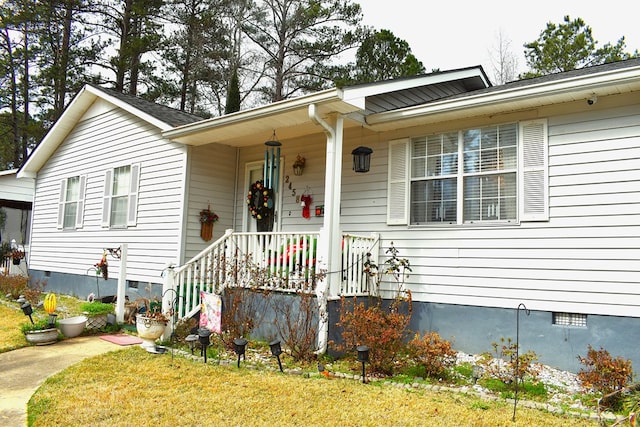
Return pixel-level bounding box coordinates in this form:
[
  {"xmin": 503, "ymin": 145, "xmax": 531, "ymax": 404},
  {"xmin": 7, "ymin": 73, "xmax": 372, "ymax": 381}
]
[
  {"xmin": 0, "ymin": 302, "xmax": 29, "ymax": 352},
  {"xmin": 0, "ymin": 293, "xmax": 607, "ymax": 425},
  {"xmin": 28, "ymin": 347, "xmax": 600, "ymax": 427}
]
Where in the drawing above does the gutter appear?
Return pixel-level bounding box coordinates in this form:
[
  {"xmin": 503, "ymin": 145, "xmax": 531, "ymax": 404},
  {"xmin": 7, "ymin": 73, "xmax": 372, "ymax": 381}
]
[
  {"xmin": 368, "ymin": 65, "xmax": 640, "ymax": 125},
  {"xmin": 308, "ymin": 103, "xmax": 336, "ymax": 355}
]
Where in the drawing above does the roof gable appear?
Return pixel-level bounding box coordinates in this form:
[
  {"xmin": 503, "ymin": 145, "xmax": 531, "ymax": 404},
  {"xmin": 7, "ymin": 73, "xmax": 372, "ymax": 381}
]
[{"xmin": 18, "ymin": 85, "xmax": 202, "ymax": 178}]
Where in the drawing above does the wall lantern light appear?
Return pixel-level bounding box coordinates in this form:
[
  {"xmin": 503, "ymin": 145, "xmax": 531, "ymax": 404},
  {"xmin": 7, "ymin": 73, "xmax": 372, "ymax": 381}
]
[
  {"xmin": 234, "ymin": 337, "xmax": 248, "ymax": 368},
  {"xmin": 351, "ymin": 146, "xmax": 373, "ymax": 173},
  {"xmin": 357, "ymin": 345, "xmax": 369, "ymax": 383},
  {"xmin": 269, "ymin": 339, "xmax": 284, "ymax": 372}
]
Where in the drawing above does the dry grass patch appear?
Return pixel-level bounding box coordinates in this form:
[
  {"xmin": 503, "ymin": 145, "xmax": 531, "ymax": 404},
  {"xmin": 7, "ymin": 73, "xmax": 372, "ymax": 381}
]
[
  {"xmin": 0, "ymin": 302, "xmax": 28, "ymax": 352},
  {"xmin": 29, "ymin": 347, "xmax": 598, "ymax": 427}
]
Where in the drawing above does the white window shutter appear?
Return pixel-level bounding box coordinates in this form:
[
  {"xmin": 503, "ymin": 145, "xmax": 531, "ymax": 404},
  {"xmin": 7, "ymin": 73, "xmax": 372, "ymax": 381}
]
[
  {"xmin": 57, "ymin": 179, "xmax": 67, "ymax": 229},
  {"xmin": 127, "ymin": 163, "xmax": 140, "ymax": 226},
  {"xmin": 519, "ymin": 119, "xmax": 549, "ymax": 221},
  {"xmin": 102, "ymin": 169, "xmax": 112, "ymax": 227},
  {"xmin": 387, "ymin": 138, "xmax": 409, "ymax": 225},
  {"xmin": 75, "ymin": 175, "xmax": 87, "ymax": 228}
]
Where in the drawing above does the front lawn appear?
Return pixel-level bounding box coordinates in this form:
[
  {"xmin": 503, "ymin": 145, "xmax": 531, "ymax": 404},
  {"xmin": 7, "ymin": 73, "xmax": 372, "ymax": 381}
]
[{"xmin": 28, "ymin": 347, "xmax": 600, "ymax": 427}]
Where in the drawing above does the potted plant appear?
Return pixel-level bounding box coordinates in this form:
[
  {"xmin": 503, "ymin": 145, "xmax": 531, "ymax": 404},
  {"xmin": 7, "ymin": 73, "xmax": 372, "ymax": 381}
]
[
  {"xmin": 80, "ymin": 301, "xmax": 115, "ymax": 330},
  {"xmin": 22, "ymin": 318, "xmax": 59, "ymax": 345},
  {"xmin": 21, "ymin": 294, "xmax": 60, "ymax": 346},
  {"xmin": 199, "ymin": 205, "xmax": 219, "ymax": 242},
  {"xmin": 11, "ymin": 249, "xmax": 25, "ymax": 265},
  {"xmin": 134, "ymin": 298, "xmax": 171, "ymax": 351},
  {"xmin": 292, "ymin": 154, "xmax": 306, "ymax": 176}
]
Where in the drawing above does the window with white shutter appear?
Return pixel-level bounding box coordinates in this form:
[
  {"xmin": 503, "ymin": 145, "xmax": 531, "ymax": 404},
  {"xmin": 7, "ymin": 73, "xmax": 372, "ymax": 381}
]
[
  {"xmin": 57, "ymin": 175, "xmax": 86, "ymax": 229},
  {"xmin": 388, "ymin": 120, "xmax": 549, "ymax": 226},
  {"xmin": 102, "ymin": 163, "xmax": 140, "ymax": 228}
]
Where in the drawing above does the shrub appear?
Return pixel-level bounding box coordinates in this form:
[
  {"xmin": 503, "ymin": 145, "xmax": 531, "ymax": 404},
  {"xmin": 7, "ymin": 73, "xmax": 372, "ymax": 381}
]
[
  {"xmin": 336, "ymin": 293, "xmax": 412, "ymax": 375},
  {"xmin": 22, "ymin": 278, "xmax": 47, "ymax": 305},
  {"xmin": 272, "ymin": 292, "xmax": 318, "ymax": 361},
  {"xmin": 577, "ymin": 345, "xmax": 632, "ymax": 395},
  {"xmin": 0, "ymin": 274, "xmax": 29, "ymax": 299},
  {"xmin": 478, "ymin": 337, "xmax": 539, "ymax": 384},
  {"xmin": 336, "ymin": 243, "xmax": 413, "ymax": 376},
  {"xmin": 407, "ymin": 331, "xmax": 456, "ymax": 379}
]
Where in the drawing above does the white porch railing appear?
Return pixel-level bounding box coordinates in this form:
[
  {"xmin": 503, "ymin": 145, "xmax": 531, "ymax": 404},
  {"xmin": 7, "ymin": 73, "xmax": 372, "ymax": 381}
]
[{"xmin": 166, "ymin": 230, "xmax": 379, "ymax": 319}]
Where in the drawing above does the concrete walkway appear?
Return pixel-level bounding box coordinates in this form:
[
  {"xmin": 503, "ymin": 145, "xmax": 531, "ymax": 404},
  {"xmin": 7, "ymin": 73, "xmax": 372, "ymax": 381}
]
[{"xmin": 0, "ymin": 336, "xmax": 123, "ymax": 427}]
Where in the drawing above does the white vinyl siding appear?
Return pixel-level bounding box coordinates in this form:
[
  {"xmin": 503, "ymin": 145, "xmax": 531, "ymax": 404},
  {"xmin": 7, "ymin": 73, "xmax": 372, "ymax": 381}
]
[
  {"xmin": 379, "ymin": 101, "xmax": 640, "ymax": 318},
  {"xmin": 29, "ymin": 99, "xmax": 186, "ymax": 283}
]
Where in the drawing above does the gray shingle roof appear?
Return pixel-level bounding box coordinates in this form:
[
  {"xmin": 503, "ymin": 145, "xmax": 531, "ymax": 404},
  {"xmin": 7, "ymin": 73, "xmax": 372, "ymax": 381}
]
[{"xmin": 87, "ymin": 84, "xmax": 204, "ymax": 127}]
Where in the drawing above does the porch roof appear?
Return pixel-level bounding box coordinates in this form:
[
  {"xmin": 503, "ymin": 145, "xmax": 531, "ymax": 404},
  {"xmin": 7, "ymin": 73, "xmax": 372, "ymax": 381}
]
[{"xmin": 162, "ymin": 67, "xmax": 491, "ymax": 147}]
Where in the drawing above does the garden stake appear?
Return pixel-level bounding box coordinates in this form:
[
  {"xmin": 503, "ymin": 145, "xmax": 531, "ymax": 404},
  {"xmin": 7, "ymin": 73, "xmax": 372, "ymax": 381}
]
[{"xmin": 513, "ymin": 303, "xmax": 530, "ymax": 422}]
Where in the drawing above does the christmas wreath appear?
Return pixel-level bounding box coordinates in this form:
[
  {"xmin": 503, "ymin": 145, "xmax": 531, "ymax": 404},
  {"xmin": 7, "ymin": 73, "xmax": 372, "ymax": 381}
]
[{"xmin": 247, "ymin": 180, "xmax": 274, "ymax": 220}]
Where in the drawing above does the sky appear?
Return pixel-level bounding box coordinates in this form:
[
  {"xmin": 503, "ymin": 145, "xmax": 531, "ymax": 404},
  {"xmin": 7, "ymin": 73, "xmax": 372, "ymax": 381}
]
[{"xmin": 358, "ymin": 0, "xmax": 640, "ymax": 81}]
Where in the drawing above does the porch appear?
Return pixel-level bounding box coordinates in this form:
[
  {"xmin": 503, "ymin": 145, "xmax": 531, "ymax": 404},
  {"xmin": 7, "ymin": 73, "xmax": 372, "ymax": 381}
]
[{"xmin": 162, "ymin": 229, "xmax": 379, "ymax": 350}]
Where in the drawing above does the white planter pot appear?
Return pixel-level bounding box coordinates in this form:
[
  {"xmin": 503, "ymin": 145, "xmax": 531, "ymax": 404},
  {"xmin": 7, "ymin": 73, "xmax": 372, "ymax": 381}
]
[
  {"xmin": 136, "ymin": 315, "xmax": 168, "ymax": 351},
  {"xmin": 25, "ymin": 328, "xmax": 59, "ymax": 345},
  {"xmin": 58, "ymin": 316, "xmax": 88, "ymax": 338}
]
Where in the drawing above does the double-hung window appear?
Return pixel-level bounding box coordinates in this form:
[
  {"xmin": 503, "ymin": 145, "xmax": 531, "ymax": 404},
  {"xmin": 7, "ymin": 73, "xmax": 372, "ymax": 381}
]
[
  {"xmin": 388, "ymin": 119, "xmax": 548, "ymax": 225},
  {"xmin": 57, "ymin": 175, "xmax": 86, "ymax": 229},
  {"xmin": 102, "ymin": 164, "xmax": 140, "ymax": 228}
]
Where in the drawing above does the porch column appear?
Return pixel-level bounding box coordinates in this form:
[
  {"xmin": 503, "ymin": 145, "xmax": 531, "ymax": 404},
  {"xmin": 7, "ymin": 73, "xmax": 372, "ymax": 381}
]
[
  {"xmin": 309, "ymin": 105, "xmax": 344, "ymax": 354},
  {"xmin": 161, "ymin": 264, "xmax": 176, "ymax": 341}
]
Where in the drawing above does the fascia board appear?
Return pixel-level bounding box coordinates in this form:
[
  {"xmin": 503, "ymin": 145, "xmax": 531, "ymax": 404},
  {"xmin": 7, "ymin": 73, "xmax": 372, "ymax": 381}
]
[
  {"xmin": 341, "ymin": 68, "xmax": 490, "ymax": 107},
  {"xmin": 164, "ymin": 88, "xmax": 346, "ymax": 140},
  {"xmin": 368, "ymin": 66, "xmax": 640, "ymax": 125}
]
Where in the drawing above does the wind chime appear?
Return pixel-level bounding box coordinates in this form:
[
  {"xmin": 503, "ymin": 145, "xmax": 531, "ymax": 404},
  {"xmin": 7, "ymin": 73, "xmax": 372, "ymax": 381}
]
[{"xmin": 264, "ymin": 131, "xmax": 281, "ymax": 190}]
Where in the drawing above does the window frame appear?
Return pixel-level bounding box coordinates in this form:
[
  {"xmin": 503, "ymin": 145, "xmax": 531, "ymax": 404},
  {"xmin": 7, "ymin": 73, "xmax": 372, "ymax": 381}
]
[
  {"xmin": 387, "ymin": 119, "xmax": 548, "ymax": 226},
  {"xmin": 102, "ymin": 163, "xmax": 140, "ymax": 228},
  {"xmin": 57, "ymin": 175, "xmax": 86, "ymax": 230}
]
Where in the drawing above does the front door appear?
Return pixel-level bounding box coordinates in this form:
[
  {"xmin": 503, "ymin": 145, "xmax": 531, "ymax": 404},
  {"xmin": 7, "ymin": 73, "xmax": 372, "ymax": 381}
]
[{"xmin": 244, "ymin": 161, "xmax": 282, "ymax": 232}]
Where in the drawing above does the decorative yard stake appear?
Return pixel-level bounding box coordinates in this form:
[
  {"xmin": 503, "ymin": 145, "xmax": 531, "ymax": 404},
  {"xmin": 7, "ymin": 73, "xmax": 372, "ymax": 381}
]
[
  {"xmin": 269, "ymin": 340, "xmax": 284, "ymax": 372},
  {"xmin": 234, "ymin": 338, "xmax": 248, "ymax": 368},
  {"xmin": 513, "ymin": 303, "xmax": 530, "ymax": 422},
  {"xmin": 357, "ymin": 345, "xmax": 370, "ymax": 384}
]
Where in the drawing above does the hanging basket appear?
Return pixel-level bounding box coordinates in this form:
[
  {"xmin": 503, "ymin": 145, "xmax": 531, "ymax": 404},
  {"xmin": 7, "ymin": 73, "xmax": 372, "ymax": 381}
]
[{"xmin": 200, "ymin": 222, "xmax": 214, "ymax": 241}]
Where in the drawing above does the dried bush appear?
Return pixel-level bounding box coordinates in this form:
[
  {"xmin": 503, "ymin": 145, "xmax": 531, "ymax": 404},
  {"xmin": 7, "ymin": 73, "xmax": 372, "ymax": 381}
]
[
  {"xmin": 220, "ymin": 287, "xmax": 271, "ymax": 350},
  {"xmin": 478, "ymin": 337, "xmax": 539, "ymax": 384},
  {"xmin": 336, "ymin": 243, "xmax": 413, "ymax": 375},
  {"xmin": 0, "ymin": 274, "xmax": 29, "ymax": 299},
  {"xmin": 407, "ymin": 331, "xmax": 456, "ymax": 379},
  {"xmin": 273, "ymin": 292, "xmax": 318, "ymax": 361},
  {"xmin": 577, "ymin": 345, "xmax": 632, "ymax": 395},
  {"xmin": 336, "ymin": 293, "xmax": 412, "ymax": 375}
]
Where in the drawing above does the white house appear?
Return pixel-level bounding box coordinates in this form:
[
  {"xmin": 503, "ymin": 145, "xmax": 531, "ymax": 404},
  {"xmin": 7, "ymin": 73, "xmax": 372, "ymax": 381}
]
[
  {"xmin": 19, "ymin": 58, "xmax": 640, "ymax": 372},
  {"xmin": 0, "ymin": 169, "xmax": 34, "ymax": 274}
]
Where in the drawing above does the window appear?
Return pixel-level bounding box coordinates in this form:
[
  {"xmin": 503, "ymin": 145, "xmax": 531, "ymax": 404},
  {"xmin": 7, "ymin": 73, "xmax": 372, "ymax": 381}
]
[
  {"xmin": 553, "ymin": 312, "xmax": 587, "ymax": 327},
  {"xmin": 57, "ymin": 175, "xmax": 86, "ymax": 229},
  {"xmin": 102, "ymin": 164, "xmax": 140, "ymax": 228},
  {"xmin": 387, "ymin": 119, "xmax": 548, "ymax": 225}
]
